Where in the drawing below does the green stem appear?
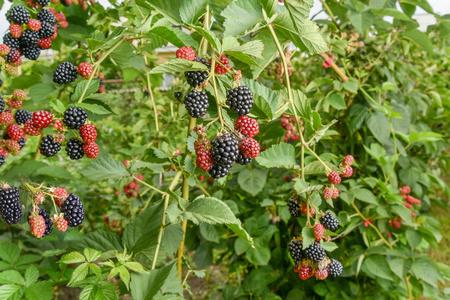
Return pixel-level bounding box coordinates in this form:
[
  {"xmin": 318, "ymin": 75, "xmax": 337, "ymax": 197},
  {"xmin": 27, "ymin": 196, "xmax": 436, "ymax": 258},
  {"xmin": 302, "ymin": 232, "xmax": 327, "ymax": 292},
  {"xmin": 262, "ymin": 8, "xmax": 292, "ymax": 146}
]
[
  {"xmin": 77, "ymin": 36, "xmax": 128, "ymax": 104},
  {"xmin": 210, "ymin": 50, "xmax": 225, "ymax": 131},
  {"xmin": 143, "ymin": 54, "xmax": 160, "ymax": 131},
  {"xmin": 133, "ymin": 177, "xmax": 167, "ymax": 195},
  {"xmin": 304, "ymin": 144, "xmax": 332, "ymax": 173},
  {"xmin": 151, "ymin": 171, "xmax": 183, "ymax": 270}
]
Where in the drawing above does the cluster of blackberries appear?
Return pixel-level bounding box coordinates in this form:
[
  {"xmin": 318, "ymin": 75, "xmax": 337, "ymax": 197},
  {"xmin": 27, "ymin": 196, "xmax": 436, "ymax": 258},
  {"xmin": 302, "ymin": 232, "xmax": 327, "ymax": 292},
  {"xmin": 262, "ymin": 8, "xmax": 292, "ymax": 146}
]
[
  {"xmin": 0, "ymin": 185, "xmax": 23, "ymax": 225},
  {"xmin": 1, "ymin": 5, "xmax": 63, "ymax": 73},
  {"xmin": 289, "ymin": 238, "xmax": 343, "ymax": 280}
]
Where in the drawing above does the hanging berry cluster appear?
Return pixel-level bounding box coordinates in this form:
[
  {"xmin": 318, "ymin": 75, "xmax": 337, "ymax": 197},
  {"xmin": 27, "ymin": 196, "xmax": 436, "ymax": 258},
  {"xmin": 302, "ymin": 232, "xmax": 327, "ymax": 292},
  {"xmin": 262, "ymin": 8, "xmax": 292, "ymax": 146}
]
[
  {"xmin": 175, "ymin": 46, "xmax": 261, "ymax": 179},
  {"xmin": 280, "ymin": 114, "xmax": 300, "ymax": 143},
  {"xmin": 1, "ymin": 3, "xmax": 70, "ymax": 76},
  {"xmin": 388, "ymin": 186, "xmax": 422, "ymax": 233},
  {"xmin": 0, "ymin": 182, "xmax": 84, "ymax": 238},
  {"xmin": 288, "ymin": 155, "xmax": 356, "ymax": 280}
]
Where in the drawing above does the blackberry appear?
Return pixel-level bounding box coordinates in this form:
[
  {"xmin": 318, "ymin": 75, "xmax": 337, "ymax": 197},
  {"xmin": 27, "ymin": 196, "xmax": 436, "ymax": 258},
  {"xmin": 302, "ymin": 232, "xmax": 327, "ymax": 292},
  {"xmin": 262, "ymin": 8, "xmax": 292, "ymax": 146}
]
[
  {"xmin": 39, "ymin": 208, "xmax": 53, "ymax": 236},
  {"xmin": 184, "ymin": 56, "xmax": 210, "ymax": 88},
  {"xmin": 289, "ymin": 239, "xmax": 304, "ymax": 264},
  {"xmin": 53, "ymin": 62, "xmax": 78, "ymax": 84},
  {"xmin": 0, "ymin": 155, "xmax": 4, "ymax": 167},
  {"xmin": 37, "ymin": 8, "xmax": 56, "ymax": 25},
  {"xmin": 174, "ymin": 92, "xmax": 182, "ymax": 101},
  {"xmin": 7, "ymin": 6, "xmax": 30, "ymax": 24},
  {"xmin": 184, "ymin": 89, "xmax": 209, "ymax": 118},
  {"xmin": 287, "ymin": 197, "xmax": 301, "ymax": 218},
  {"xmin": 6, "ymin": 49, "xmax": 21, "ymax": 63},
  {"xmin": 320, "ymin": 212, "xmax": 339, "ymax": 231},
  {"xmin": 63, "ymin": 107, "xmax": 87, "ymax": 129},
  {"xmin": 0, "ymin": 186, "xmax": 22, "ymax": 225},
  {"xmin": 3, "ymin": 33, "xmax": 20, "ymax": 50},
  {"xmin": 327, "ymin": 259, "xmax": 343, "ymax": 277},
  {"xmin": 20, "ymin": 30, "xmax": 40, "ymax": 47},
  {"xmin": 236, "ymin": 153, "xmax": 252, "ymax": 165},
  {"xmin": 226, "ymin": 86, "xmax": 253, "ymax": 116},
  {"xmin": 66, "ymin": 138, "xmax": 85, "ymax": 160},
  {"xmin": 211, "ymin": 133, "xmax": 239, "ymax": 165},
  {"xmin": 208, "ymin": 163, "xmax": 232, "ymax": 179},
  {"xmin": 22, "ymin": 46, "xmax": 41, "ymax": 60},
  {"xmin": 39, "ymin": 22, "xmax": 55, "ymax": 39},
  {"xmin": 0, "ymin": 79, "xmax": 3, "ymax": 88},
  {"xmin": 39, "ymin": 135, "xmax": 61, "ymax": 157},
  {"xmin": 15, "ymin": 109, "xmax": 32, "ymax": 125},
  {"xmin": 4, "ymin": 133, "xmax": 27, "ymax": 149},
  {"xmin": 0, "ymin": 96, "xmax": 4, "ymax": 112},
  {"xmin": 60, "ymin": 193, "xmax": 84, "ymax": 227},
  {"xmin": 37, "ymin": 0, "xmax": 50, "ymax": 6},
  {"xmin": 305, "ymin": 242, "xmax": 326, "ymax": 262}
]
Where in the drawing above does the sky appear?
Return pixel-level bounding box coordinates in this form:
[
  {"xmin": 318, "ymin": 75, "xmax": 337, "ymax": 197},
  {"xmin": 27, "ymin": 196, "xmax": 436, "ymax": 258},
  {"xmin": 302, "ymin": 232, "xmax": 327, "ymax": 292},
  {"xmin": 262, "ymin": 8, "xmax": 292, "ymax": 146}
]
[{"xmin": 1, "ymin": 0, "xmax": 450, "ymax": 39}]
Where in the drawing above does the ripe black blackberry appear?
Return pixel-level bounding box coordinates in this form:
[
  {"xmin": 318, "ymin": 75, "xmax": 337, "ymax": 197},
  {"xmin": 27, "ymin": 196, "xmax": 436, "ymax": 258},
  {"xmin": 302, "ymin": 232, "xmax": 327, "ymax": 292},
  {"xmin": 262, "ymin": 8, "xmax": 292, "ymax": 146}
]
[
  {"xmin": 39, "ymin": 208, "xmax": 53, "ymax": 236},
  {"xmin": 60, "ymin": 193, "xmax": 84, "ymax": 227},
  {"xmin": 208, "ymin": 163, "xmax": 232, "ymax": 179},
  {"xmin": 0, "ymin": 96, "xmax": 4, "ymax": 112},
  {"xmin": 22, "ymin": 46, "xmax": 41, "ymax": 60},
  {"xmin": 174, "ymin": 92, "xmax": 183, "ymax": 102},
  {"xmin": 211, "ymin": 133, "xmax": 239, "ymax": 165},
  {"xmin": 226, "ymin": 86, "xmax": 253, "ymax": 116},
  {"xmin": 236, "ymin": 153, "xmax": 252, "ymax": 165},
  {"xmin": 3, "ymin": 33, "xmax": 20, "ymax": 50},
  {"xmin": 184, "ymin": 57, "xmax": 210, "ymax": 88},
  {"xmin": 0, "ymin": 186, "xmax": 22, "ymax": 225},
  {"xmin": 20, "ymin": 30, "xmax": 40, "ymax": 47},
  {"xmin": 39, "ymin": 22, "xmax": 55, "ymax": 39},
  {"xmin": 184, "ymin": 89, "xmax": 209, "ymax": 118},
  {"xmin": 66, "ymin": 138, "xmax": 85, "ymax": 160},
  {"xmin": 289, "ymin": 239, "xmax": 304, "ymax": 264},
  {"xmin": 37, "ymin": 8, "xmax": 56, "ymax": 25},
  {"xmin": 7, "ymin": 6, "xmax": 30, "ymax": 24},
  {"xmin": 53, "ymin": 62, "xmax": 78, "ymax": 84},
  {"xmin": 305, "ymin": 242, "xmax": 326, "ymax": 262},
  {"xmin": 320, "ymin": 212, "xmax": 339, "ymax": 231},
  {"xmin": 287, "ymin": 197, "xmax": 301, "ymax": 218},
  {"xmin": 63, "ymin": 107, "xmax": 87, "ymax": 129},
  {"xmin": 0, "ymin": 155, "xmax": 4, "ymax": 167},
  {"xmin": 327, "ymin": 259, "xmax": 343, "ymax": 277},
  {"xmin": 39, "ymin": 135, "xmax": 61, "ymax": 157},
  {"xmin": 37, "ymin": 0, "xmax": 50, "ymax": 6},
  {"xmin": 15, "ymin": 109, "xmax": 32, "ymax": 125}
]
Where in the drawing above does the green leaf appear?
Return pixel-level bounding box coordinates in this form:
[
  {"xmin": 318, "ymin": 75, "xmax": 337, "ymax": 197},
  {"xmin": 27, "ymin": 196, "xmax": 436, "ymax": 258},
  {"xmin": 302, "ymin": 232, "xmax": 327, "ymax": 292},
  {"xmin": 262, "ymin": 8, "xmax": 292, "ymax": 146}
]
[
  {"xmin": 221, "ymin": 0, "xmax": 264, "ymax": 37},
  {"xmin": 191, "ymin": 26, "xmax": 221, "ymax": 51},
  {"xmin": 145, "ymin": 0, "xmax": 181, "ymax": 24},
  {"xmin": 71, "ymin": 79, "xmax": 100, "ymax": 102},
  {"xmin": 293, "ymin": 178, "xmax": 323, "ymax": 194},
  {"xmin": 222, "ymin": 37, "xmax": 264, "ymax": 59},
  {"xmin": 321, "ymin": 242, "xmax": 338, "ymax": 252},
  {"xmin": 117, "ymin": 266, "xmax": 131, "ymax": 290},
  {"xmin": 109, "ymin": 42, "xmax": 134, "ymax": 70},
  {"xmin": 180, "ymin": 0, "xmax": 207, "ymax": 24},
  {"xmin": 84, "ymin": 248, "xmax": 102, "ymax": 262},
  {"xmin": 238, "ymin": 168, "xmax": 268, "ymax": 196},
  {"xmin": 284, "ymin": 0, "xmax": 314, "ymax": 29},
  {"xmin": 81, "ymin": 157, "xmax": 130, "ymax": 181},
  {"xmin": 391, "ymin": 205, "xmax": 413, "ymax": 225},
  {"xmin": 149, "ymin": 59, "xmax": 208, "ymax": 74},
  {"xmin": 68, "ymin": 263, "xmax": 89, "ymax": 285},
  {"xmin": 326, "ymin": 93, "xmax": 347, "ymax": 110},
  {"xmin": 130, "ymin": 261, "xmax": 177, "ymax": 300},
  {"xmin": 24, "ymin": 265, "xmax": 39, "ymax": 286},
  {"xmin": 0, "ymin": 284, "xmax": 22, "ymax": 300},
  {"xmin": 353, "ymin": 188, "xmax": 378, "ymax": 205},
  {"xmin": 29, "ymin": 83, "xmax": 58, "ymax": 102},
  {"xmin": 411, "ymin": 258, "xmax": 443, "ymax": 287},
  {"xmin": 361, "ymin": 255, "xmax": 392, "ymax": 281},
  {"xmin": 389, "ymin": 257, "xmax": 404, "ymax": 279},
  {"xmin": 24, "ymin": 281, "xmax": 53, "ymax": 300},
  {"xmin": 199, "ymin": 223, "xmax": 220, "ymax": 243},
  {"xmin": 124, "ymin": 262, "xmax": 146, "ymax": 274},
  {"xmin": 402, "ymin": 29, "xmax": 433, "ymax": 54},
  {"xmin": 34, "ymin": 166, "xmax": 73, "ymax": 179},
  {"xmin": 255, "ymin": 143, "xmax": 298, "ymax": 170},
  {"xmin": 366, "ymin": 111, "xmax": 390, "ymax": 144},
  {"xmin": 150, "ymin": 26, "xmax": 198, "ymax": 48},
  {"xmin": 409, "ymin": 131, "xmax": 443, "ymax": 143},
  {"xmin": 406, "ymin": 230, "xmax": 422, "ymax": 250},
  {"xmin": 179, "ymin": 197, "xmax": 239, "ymax": 225},
  {"xmin": 0, "ymin": 242, "xmax": 20, "ymax": 264},
  {"xmin": 226, "ymin": 223, "xmax": 254, "ymax": 247},
  {"xmin": 349, "ymin": 11, "xmax": 375, "ymax": 34},
  {"xmin": 260, "ymin": 0, "xmax": 278, "ymax": 17},
  {"xmin": 94, "ymin": 281, "xmax": 120, "ymax": 300},
  {"xmin": 162, "ymin": 224, "xmax": 184, "ymax": 254},
  {"xmin": 301, "ymin": 227, "xmax": 315, "ymax": 249},
  {"xmin": 342, "ymin": 78, "xmax": 359, "ymax": 94},
  {"xmin": 0, "ymin": 270, "xmax": 25, "ymax": 285},
  {"xmin": 77, "ymin": 103, "xmax": 112, "ymax": 115},
  {"xmin": 245, "ymin": 239, "xmax": 271, "ymax": 266},
  {"xmin": 241, "ymin": 78, "xmax": 278, "ymax": 120},
  {"xmin": 75, "ymin": 231, "xmax": 124, "ymax": 252},
  {"xmin": 369, "ymin": 8, "xmax": 413, "ymax": 21},
  {"xmin": 291, "ymin": 89, "xmax": 311, "ymax": 119},
  {"xmin": 50, "ymin": 99, "xmax": 66, "ymax": 114}
]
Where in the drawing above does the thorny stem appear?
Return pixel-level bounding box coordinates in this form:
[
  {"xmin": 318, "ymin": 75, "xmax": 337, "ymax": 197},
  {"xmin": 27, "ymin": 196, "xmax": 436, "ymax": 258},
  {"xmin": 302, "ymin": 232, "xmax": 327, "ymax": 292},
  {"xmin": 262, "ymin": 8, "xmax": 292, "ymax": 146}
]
[
  {"xmin": 151, "ymin": 171, "xmax": 183, "ymax": 270},
  {"xmin": 351, "ymin": 199, "xmax": 393, "ymax": 249},
  {"xmin": 210, "ymin": 49, "xmax": 225, "ymax": 131},
  {"xmin": 318, "ymin": 53, "xmax": 348, "ymax": 82},
  {"xmin": 133, "ymin": 177, "xmax": 167, "ymax": 196},
  {"xmin": 77, "ymin": 36, "xmax": 128, "ymax": 104},
  {"xmin": 143, "ymin": 54, "xmax": 160, "ymax": 131},
  {"xmin": 177, "ymin": 117, "xmax": 197, "ymax": 278},
  {"xmin": 406, "ymin": 275, "xmax": 413, "ymax": 299}
]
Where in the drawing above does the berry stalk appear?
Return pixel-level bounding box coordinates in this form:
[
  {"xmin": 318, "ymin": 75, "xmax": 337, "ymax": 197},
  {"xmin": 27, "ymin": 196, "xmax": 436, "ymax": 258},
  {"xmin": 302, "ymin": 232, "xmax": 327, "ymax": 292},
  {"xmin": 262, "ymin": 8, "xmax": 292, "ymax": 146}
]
[
  {"xmin": 143, "ymin": 53, "xmax": 159, "ymax": 131},
  {"xmin": 209, "ymin": 46, "xmax": 226, "ymax": 131}
]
